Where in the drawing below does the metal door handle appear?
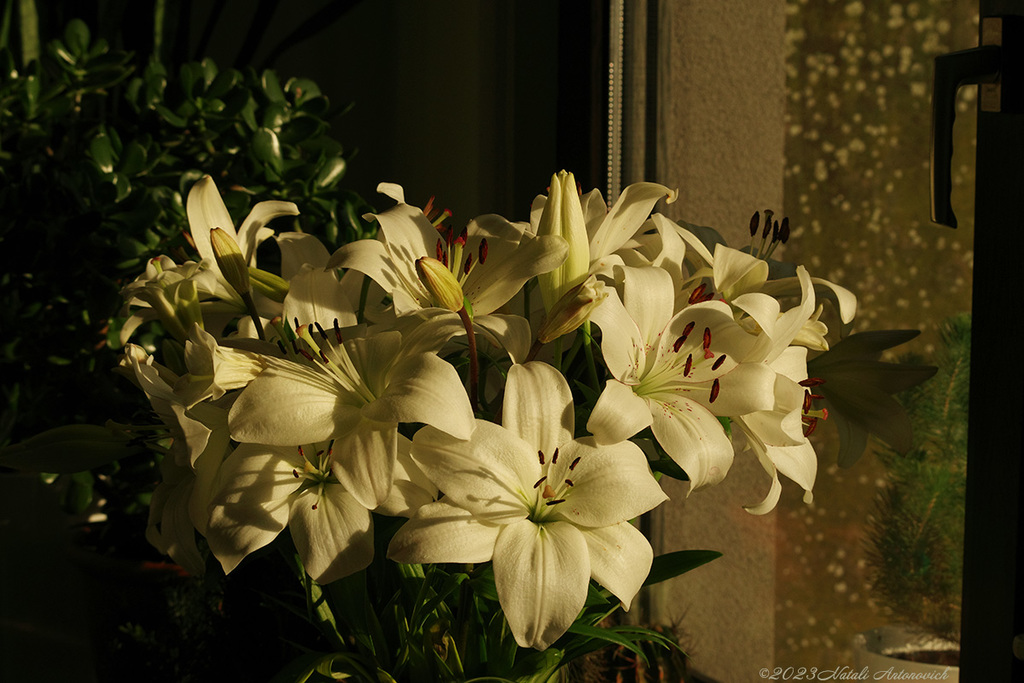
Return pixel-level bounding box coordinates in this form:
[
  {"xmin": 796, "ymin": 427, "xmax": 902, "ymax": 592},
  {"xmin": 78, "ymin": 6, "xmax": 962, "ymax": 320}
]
[
  {"xmin": 931, "ymin": 16, "xmax": 1023, "ymax": 228},
  {"xmin": 930, "ymin": 45, "xmax": 999, "ymax": 228}
]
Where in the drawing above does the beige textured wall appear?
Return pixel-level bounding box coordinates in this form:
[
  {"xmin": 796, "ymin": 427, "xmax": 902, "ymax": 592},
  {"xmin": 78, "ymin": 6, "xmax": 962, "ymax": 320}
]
[
  {"xmin": 641, "ymin": 2, "xmax": 788, "ymax": 681},
  {"xmin": 657, "ymin": 0, "xmax": 787, "ymax": 247}
]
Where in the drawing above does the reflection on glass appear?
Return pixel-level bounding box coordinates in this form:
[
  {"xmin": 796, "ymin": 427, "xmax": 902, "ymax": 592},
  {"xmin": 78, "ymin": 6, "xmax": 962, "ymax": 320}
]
[{"xmin": 778, "ymin": 0, "xmax": 976, "ymax": 669}]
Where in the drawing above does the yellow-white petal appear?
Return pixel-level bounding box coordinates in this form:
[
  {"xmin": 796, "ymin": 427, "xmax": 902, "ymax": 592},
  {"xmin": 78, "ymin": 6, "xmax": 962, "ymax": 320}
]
[{"xmin": 493, "ymin": 519, "xmax": 590, "ymax": 650}]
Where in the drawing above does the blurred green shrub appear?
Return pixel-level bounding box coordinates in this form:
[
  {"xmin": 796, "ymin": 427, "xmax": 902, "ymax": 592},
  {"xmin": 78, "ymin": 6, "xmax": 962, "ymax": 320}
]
[
  {"xmin": 0, "ymin": 19, "xmax": 374, "ymax": 448},
  {"xmin": 865, "ymin": 314, "xmax": 969, "ymax": 644}
]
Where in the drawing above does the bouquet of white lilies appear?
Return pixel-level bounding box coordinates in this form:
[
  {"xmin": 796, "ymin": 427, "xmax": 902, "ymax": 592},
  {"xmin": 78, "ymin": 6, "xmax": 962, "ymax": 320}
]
[{"xmin": 112, "ymin": 170, "xmax": 860, "ymax": 681}]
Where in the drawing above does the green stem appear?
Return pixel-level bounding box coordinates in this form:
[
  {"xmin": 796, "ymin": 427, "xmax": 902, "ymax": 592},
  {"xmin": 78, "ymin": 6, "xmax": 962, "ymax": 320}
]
[
  {"xmin": 241, "ymin": 291, "xmax": 266, "ymax": 341},
  {"xmin": 524, "ymin": 338, "xmax": 544, "ymax": 363},
  {"xmin": 457, "ymin": 306, "xmax": 479, "ymax": 411},
  {"xmin": 582, "ymin": 321, "xmax": 600, "ymax": 391},
  {"xmin": 357, "ymin": 274, "xmax": 371, "ymax": 324}
]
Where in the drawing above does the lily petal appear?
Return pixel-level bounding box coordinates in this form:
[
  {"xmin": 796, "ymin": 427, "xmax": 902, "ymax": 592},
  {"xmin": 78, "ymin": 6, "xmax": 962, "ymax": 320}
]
[
  {"xmin": 474, "ymin": 313, "xmax": 533, "ymax": 364},
  {"xmin": 588, "ymin": 182, "xmax": 676, "ymax": 260},
  {"xmin": 649, "ymin": 397, "xmax": 734, "ymax": 490},
  {"xmin": 330, "ymin": 419, "xmax": 397, "ymax": 509},
  {"xmin": 290, "ymin": 487, "xmax": 374, "ymax": 584},
  {"xmin": 549, "ymin": 439, "xmax": 667, "ymax": 527},
  {"xmin": 277, "ymin": 232, "xmax": 332, "ymax": 277},
  {"xmin": 364, "ymin": 352, "xmax": 475, "ymax": 440},
  {"xmin": 503, "ymin": 362, "xmax": 574, "ymax": 455},
  {"xmin": 228, "ymin": 360, "xmax": 362, "ymax": 446},
  {"xmin": 582, "ymin": 522, "xmax": 654, "ymax": 609},
  {"xmin": 587, "ymin": 380, "xmax": 653, "ymax": 445},
  {"xmin": 206, "ymin": 445, "xmax": 301, "ymax": 574},
  {"xmin": 237, "ymin": 200, "xmax": 299, "ymax": 263},
  {"xmin": 186, "ymin": 176, "xmax": 235, "ymax": 264},
  {"xmin": 493, "ymin": 519, "xmax": 590, "ymax": 650},
  {"xmin": 388, "ymin": 499, "xmax": 500, "ymax": 564},
  {"xmin": 410, "ymin": 422, "xmax": 533, "ymax": 524}
]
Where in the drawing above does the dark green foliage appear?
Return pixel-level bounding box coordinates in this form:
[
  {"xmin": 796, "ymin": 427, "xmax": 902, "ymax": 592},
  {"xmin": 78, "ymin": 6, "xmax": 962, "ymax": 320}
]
[
  {"xmin": 865, "ymin": 314, "xmax": 969, "ymax": 643},
  {"xmin": 0, "ymin": 19, "xmax": 374, "ymax": 448}
]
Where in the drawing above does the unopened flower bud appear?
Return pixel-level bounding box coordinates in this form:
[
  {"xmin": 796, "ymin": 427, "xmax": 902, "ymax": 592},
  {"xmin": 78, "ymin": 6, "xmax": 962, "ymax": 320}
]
[
  {"xmin": 537, "ymin": 276, "xmax": 607, "ymax": 344},
  {"xmin": 248, "ymin": 267, "xmax": 290, "ymax": 303},
  {"xmin": 416, "ymin": 257, "xmax": 465, "ymax": 312},
  {"xmin": 537, "ymin": 170, "xmax": 590, "ymax": 311},
  {"xmin": 210, "ymin": 227, "xmax": 251, "ymax": 296}
]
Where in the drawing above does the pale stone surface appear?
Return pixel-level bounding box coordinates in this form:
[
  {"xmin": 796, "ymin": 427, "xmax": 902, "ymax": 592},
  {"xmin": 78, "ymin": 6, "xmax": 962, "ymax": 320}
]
[
  {"xmin": 656, "ymin": 0, "xmax": 788, "ymax": 249},
  {"xmin": 635, "ymin": 2, "xmax": 789, "ymax": 680}
]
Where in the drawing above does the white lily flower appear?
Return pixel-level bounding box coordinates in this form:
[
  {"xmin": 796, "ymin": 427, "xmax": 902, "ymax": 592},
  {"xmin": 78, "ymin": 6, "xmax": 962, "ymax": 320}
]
[
  {"xmin": 529, "ymin": 176, "xmax": 677, "ymax": 283},
  {"xmin": 734, "ymin": 346, "xmax": 819, "ymax": 514},
  {"xmin": 389, "ymin": 362, "xmax": 667, "ymax": 650},
  {"xmin": 327, "ymin": 183, "xmax": 568, "ymax": 362},
  {"xmin": 186, "ymin": 175, "xmax": 299, "ymax": 306},
  {"xmin": 119, "ymin": 345, "xmax": 231, "ymax": 575},
  {"xmin": 227, "ymin": 326, "xmax": 474, "ymax": 509},
  {"xmin": 176, "ymin": 324, "xmax": 267, "ymax": 406},
  {"xmin": 587, "ymin": 266, "xmax": 777, "ymax": 491}
]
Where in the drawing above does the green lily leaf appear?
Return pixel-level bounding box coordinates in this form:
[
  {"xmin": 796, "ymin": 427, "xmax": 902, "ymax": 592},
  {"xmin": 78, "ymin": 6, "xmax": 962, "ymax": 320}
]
[
  {"xmin": 808, "ymin": 329, "xmax": 937, "ymax": 467},
  {"xmin": 0, "ymin": 423, "xmax": 144, "ymax": 473},
  {"xmin": 644, "ymin": 549, "xmax": 722, "ymax": 586}
]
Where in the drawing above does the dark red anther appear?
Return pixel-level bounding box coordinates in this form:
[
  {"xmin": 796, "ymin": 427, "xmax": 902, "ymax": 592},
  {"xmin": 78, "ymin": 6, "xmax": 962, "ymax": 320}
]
[
  {"xmin": 319, "ymin": 349, "xmax": 330, "ymax": 364},
  {"xmin": 779, "ymin": 216, "xmax": 790, "ymax": 243},
  {"xmin": 463, "ymin": 254, "xmax": 473, "ymax": 274},
  {"xmin": 803, "ymin": 417, "xmax": 818, "ymax": 437},
  {"xmin": 298, "ymin": 445, "xmax": 306, "ymax": 458},
  {"xmin": 673, "ymin": 336, "xmax": 686, "ymax": 353},
  {"xmin": 762, "ymin": 212, "xmax": 773, "ymax": 239},
  {"xmin": 688, "ymin": 283, "xmax": 707, "ymax": 305},
  {"xmin": 712, "ymin": 354, "xmax": 727, "ymax": 371},
  {"xmin": 538, "ymin": 450, "xmax": 545, "ymax": 465},
  {"xmin": 772, "ymin": 219, "xmax": 779, "ymax": 242},
  {"xmin": 799, "ymin": 377, "xmax": 825, "ymax": 387},
  {"xmin": 436, "ymin": 238, "xmax": 445, "ymax": 261},
  {"xmin": 564, "ymin": 478, "xmax": 574, "ymax": 487},
  {"xmin": 276, "ymin": 340, "xmax": 287, "ymax": 354},
  {"xmin": 683, "ymin": 354, "xmax": 693, "ymax": 377},
  {"xmin": 702, "ymin": 327, "xmax": 713, "ymax": 358},
  {"xmin": 749, "ymin": 211, "xmax": 760, "ymax": 237},
  {"xmin": 333, "ymin": 317, "xmax": 343, "ymax": 343},
  {"xmin": 292, "ymin": 469, "xmax": 300, "ymax": 478},
  {"xmin": 551, "ymin": 447, "xmax": 559, "ymax": 464},
  {"xmin": 533, "ymin": 476, "xmax": 547, "ymax": 489},
  {"xmin": 311, "ymin": 502, "xmax": 318, "ymax": 510},
  {"xmin": 298, "ymin": 348, "xmax": 315, "ymax": 362},
  {"xmin": 294, "ymin": 317, "xmax": 301, "ymax": 332},
  {"xmin": 709, "ymin": 378, "xmax": 721, "ymax": 403},
  {"xmin": 315, "ymin": 321, "xmax": 328, "ymax": 340},
  {"xmin": 569, "ymin": 456, "xmax": 581, "ymax": 471},
  {"xmin": 479, "ymin": 238, "xmax": 489, "ymax": 264},
  {"xmin": 802, "ymin": 390, "xmax": 813, "ymax": 413},
  {"xmin": 545, "ymin": 499, "xmax": 566, "ymax": 506},
  {"xmin": 676, "ymin": 321, "xmax": 695, "ymax": 349},
  {"xmin": 455, "ymin": 227, "xmax": 468, "ymax": 246}
]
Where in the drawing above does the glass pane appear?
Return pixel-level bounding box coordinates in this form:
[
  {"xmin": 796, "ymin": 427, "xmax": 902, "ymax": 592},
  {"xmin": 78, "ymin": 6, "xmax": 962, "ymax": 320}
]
[{"xmin": 778, "ymin": 0, "xmax": 977, "ymax": 670}]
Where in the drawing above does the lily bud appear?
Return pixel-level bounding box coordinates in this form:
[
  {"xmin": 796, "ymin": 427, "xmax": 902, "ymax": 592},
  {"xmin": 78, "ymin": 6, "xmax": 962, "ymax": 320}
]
[
  {"xmin": 416, "ymin": 257, "xmax": 465, "ymax": 312},
  {"xmin": 536, "ymin": 276, "xmax": 608, "ymax": 344},
  {"xmin": 248, "ymin": 266, "xmax": 290, "ymax": 303},
  {"xmin": 537, "ymin": 170, "xmax": 590, "ymax": 311},
  {"xmin": 210, "ymin": 227, "xmax": 251, "ymax": 296}
]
